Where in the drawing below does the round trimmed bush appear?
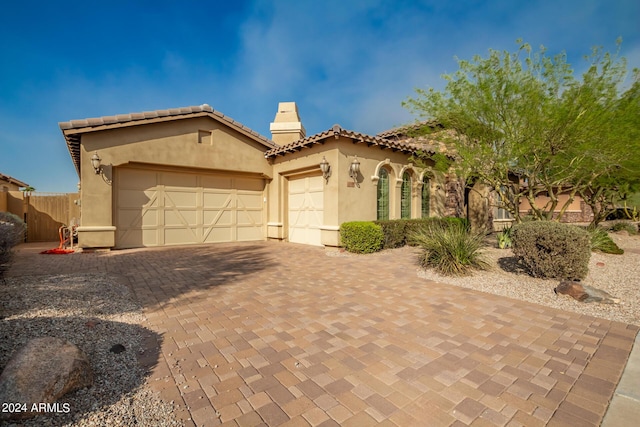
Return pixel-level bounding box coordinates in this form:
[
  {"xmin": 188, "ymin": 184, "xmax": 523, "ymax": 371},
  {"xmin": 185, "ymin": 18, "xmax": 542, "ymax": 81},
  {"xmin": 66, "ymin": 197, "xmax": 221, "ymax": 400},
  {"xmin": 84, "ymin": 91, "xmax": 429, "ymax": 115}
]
[
  {"xmin": 339, "ymin": 221, "xmax": 384, "ymax": 254},
  {"xmin": 511, "ymin": 221, "xmax": 590, "ymax": 280}
]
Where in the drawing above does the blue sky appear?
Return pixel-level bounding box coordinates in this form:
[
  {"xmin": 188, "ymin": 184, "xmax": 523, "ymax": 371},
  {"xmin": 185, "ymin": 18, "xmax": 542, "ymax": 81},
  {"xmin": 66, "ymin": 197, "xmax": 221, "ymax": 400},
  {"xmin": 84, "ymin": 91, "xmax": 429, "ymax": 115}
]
[{"xmin": 1, "ymin": 0, "xmax": 638, "ymax": 193}]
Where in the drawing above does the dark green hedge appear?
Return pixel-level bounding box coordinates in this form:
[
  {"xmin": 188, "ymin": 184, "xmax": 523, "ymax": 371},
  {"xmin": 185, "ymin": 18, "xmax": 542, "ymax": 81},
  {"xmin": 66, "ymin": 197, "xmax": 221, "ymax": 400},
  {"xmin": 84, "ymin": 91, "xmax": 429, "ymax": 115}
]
[
  {"xmin": 374, "ymin": 217, "xmax": 470, "ymax": 248},
  {"xmin": 339, "ymin": 222, "xmax": 384, "ymax": 254}
]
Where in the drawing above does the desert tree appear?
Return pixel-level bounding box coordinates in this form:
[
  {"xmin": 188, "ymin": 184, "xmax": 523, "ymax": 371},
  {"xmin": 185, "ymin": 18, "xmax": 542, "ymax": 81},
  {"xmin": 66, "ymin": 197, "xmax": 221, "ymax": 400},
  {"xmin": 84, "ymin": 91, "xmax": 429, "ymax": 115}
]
[{"xmin": 404, "ymin": 40, "xmax": 640, "ymax": 224}]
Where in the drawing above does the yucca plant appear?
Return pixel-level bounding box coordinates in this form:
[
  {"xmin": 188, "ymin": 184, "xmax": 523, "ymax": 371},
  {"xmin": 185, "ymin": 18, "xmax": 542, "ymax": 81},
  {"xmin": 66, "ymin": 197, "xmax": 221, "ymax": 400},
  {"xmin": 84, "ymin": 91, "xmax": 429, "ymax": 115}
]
[{"xmin": 411, "ymin": 221, "xmax": 490, "ymax": 276}]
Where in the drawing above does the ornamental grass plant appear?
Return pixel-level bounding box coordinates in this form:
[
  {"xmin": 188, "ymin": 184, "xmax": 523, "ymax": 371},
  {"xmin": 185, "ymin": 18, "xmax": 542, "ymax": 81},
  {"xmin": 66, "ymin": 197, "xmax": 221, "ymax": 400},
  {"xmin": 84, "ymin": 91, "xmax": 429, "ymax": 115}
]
[{"xmin": 411, "ymin": 220, "xmax": 489, "ymax": 276}]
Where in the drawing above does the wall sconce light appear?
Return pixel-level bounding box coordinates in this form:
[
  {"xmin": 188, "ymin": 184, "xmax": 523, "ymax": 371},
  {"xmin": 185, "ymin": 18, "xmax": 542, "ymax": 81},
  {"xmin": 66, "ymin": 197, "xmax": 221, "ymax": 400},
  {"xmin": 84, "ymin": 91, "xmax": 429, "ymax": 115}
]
[
  {"xmin": 90, "ymin": 151, "xmax": 112, "ymax": 184},
  {"xmin": 349, "ymin": 156, "xmax": 361, "ymax": 188},
  {"xmin": 90, "ymin": 151, "xmax": 102, "ymax": 174},
  {"xmin": 319, "ymin": 156, "xmax": 331, "ymax": 183}
]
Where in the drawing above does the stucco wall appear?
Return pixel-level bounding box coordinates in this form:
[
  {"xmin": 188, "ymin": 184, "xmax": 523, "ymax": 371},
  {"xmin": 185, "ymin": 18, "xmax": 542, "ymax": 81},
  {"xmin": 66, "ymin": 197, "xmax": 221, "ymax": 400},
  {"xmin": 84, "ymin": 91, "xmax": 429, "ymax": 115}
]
[
  {"xmin": 268, "ymin": 137, "xmax": 446, "ymax": 246},
  {"xmin": 76, "ymin": 116, "xmax": 273, "ymax": 247}
]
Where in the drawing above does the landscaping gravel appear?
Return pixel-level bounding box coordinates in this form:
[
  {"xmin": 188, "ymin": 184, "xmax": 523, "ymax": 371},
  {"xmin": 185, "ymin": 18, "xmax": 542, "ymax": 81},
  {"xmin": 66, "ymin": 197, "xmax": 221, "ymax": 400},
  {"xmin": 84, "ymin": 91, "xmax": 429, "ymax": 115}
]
[
  {"xmin": 417, "ymin": 232, "xmax": 640, "ymax": 326},
  {"xmin": 0, "ymin": 273, "xmax": 180, "ymax": 427}
]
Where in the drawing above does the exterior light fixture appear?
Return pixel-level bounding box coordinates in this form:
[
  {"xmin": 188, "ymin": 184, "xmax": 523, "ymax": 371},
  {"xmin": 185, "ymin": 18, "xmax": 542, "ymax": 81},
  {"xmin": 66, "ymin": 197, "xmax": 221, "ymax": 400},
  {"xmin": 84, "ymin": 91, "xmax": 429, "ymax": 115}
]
[
  {"xmin": 349, "ymin": 156, "xmax": 361, "ymax": 188},
  {"xmin": 319, "ymin": 156, "xmax": 331, "ymax": 183},
  {"xmin": 90, "ymin": 151, "xmax": 102, "ymax": 174},
  {"xmin": 89, "ymin": 151, "xmax": 112, "ymax": 185}
]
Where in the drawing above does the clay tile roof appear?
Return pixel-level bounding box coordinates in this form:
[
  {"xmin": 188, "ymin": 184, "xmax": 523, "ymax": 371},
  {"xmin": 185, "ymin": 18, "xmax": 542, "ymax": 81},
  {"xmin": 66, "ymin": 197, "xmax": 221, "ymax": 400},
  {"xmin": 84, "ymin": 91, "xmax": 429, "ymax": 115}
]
[
  {"xmin": 264, "ymin": 124, "xmax": 436, "ymax": 158},
  {"xmin": 0, "ymin": 172, "xmax": 29, "ymax": 188},
  {"xmin": 60, "ymin": 104, "xmax": 277, "ymax": 176},
  {"xmin": 377, "ymin": 120, "xmax": 455, "ymax": 157}
]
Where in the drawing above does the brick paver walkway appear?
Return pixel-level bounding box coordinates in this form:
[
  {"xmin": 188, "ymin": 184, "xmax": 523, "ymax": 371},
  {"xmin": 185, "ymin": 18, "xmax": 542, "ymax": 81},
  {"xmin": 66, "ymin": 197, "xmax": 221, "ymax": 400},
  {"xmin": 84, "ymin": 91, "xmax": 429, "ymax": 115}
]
[{"xmin": 7, "ymin": 242, "xmax": 638, "ymax": 426}]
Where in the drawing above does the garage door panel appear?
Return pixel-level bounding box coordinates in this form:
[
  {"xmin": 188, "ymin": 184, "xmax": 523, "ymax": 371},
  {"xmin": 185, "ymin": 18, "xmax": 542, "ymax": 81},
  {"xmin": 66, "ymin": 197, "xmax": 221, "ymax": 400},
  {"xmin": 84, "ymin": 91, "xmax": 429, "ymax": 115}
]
[
  {"xmin": 237, "ymin": 193, "xmax": 262, "ymax": 209},
  {"xmin": 165, "ymin": 191, "xmax": 198, "ymax": 208},
  {"xmin": 288, "ymin": 175, "xmax": 324, "ymax": 246},
  {"xmin": 161, "ymin": 172, "xmax": 197, "ymax": 187},
  {"xmin": 236, "ymin": 178, "xmax": 265, "ymax": 192},
  {"xmin": 165, "ymin": 210, "xmax": 197, "ymax": 226},
  {"xmin": 165, "ymin": 228, "xmax": 197, "ymax": 245},
  {"xmin": 237, "ymin": 210, "xmax": 262, "ymax": 225},
  {"xmin": 203, "ymin": 192, "xmax": 232, "ymax": 207},
  {"xmin": 119, "ymin": 169, "xmax": 157, "ymax": 189},
  {"xmin": 238, "ymin": 227, "xmax": 262, "ymax": 241},
  {"xmin": 118, "ymin": 189, "xmax": 156, "ymax": 208},
  {"xmin": 201, "ymin": 176, "xmax": 233, "ymax": 189},
  {"xmin": 116, "ymin": 167, "xmax": 264, "ymax": 248},
  {"xmin": 204, "ymin": 210, "xmax": 233, "ymax": 225},
  {"xmin": 205, "ymin": 227, "xmax": 233, "ymax": 243},
  {"xmin": 118, "ymin": 209, "xmax": 158, "ymax": 228}
]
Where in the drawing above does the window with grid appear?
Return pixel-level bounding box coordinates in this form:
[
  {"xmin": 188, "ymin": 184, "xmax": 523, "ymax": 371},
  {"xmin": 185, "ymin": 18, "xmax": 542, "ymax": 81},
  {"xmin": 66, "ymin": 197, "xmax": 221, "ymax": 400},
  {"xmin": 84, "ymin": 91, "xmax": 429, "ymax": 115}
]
[
  {"xmin": 421, "ymin": 176, "xmax": 430, "ymax": 218},
  {"xmin": 494, "ymin": 188, "xmax": 513, "ymax": 220},
  {"xmin": 401, "ymin": 172, "xmax": 412, "ymax": 219},
  {"xmin": 377, "ymin": 168, "xmax": 389, "ymax": 220}
]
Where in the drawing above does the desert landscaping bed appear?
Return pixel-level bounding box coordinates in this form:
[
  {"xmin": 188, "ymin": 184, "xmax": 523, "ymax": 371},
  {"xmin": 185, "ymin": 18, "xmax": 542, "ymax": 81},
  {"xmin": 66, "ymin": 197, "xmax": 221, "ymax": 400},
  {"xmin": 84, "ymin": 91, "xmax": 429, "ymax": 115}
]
[
  {"xmin": 416, "ymin": 232, "xmax": 640, "ymax": 326},
  {"xmin": 0, "ymin": 273, "xmax": 180, "ymax": 427}
]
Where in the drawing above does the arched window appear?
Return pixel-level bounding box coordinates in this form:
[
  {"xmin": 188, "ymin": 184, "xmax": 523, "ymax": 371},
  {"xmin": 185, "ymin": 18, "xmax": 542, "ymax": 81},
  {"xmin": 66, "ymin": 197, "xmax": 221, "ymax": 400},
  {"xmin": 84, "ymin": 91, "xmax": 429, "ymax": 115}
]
[
  {"xmin": 401, "ymin": 172, "xmax": 412, "ymax": 219},
  {"xmin": 377, "ymin": 168, "xmax": 389, "ymax": 220},
  {"xmin": 421, "ymin": 176, "xmax": 430, "ymax": 218}
]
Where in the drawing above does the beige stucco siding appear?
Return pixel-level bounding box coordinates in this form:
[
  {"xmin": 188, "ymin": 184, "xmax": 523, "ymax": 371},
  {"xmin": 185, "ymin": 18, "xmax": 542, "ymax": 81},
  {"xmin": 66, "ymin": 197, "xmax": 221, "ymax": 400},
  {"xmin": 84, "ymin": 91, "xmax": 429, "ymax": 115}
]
[
  {"xmin": 268, "ymin": 137, "xmax": 445, "ymax": 246},
  {"xmin": 75, "ymin": 116, "xmax": 272, "ymax": 248}
]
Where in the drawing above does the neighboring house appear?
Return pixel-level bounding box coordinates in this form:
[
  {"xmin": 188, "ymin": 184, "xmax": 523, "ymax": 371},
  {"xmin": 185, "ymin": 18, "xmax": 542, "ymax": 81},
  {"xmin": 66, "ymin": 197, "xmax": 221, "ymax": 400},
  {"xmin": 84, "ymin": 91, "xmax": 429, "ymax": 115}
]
[
  {"xmin": 0, "ymin": 173, "xmax": 29, "ymax": 214},
  {"xmin": 59, "ymin": 103, "xmax": 453, "ymax": 249},
  {"xmin": 0, "ymin": 172, "xmax": 28, "ymax": 192}
]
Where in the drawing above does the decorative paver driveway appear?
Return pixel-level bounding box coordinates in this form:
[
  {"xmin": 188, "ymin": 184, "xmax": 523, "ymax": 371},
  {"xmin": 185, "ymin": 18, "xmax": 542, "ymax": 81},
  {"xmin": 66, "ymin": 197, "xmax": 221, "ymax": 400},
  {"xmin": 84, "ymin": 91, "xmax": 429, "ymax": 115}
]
[{"xmin": 8, "ymin": 242, "xmax": 638, "ymax": 426}]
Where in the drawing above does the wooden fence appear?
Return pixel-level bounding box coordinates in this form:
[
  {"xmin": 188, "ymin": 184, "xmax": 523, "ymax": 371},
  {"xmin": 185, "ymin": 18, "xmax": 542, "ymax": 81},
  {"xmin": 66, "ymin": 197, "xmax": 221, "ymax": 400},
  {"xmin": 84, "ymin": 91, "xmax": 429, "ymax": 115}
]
[{"xmin": 2, "ymin": 192, "xmax": 80, "ymax": 242}]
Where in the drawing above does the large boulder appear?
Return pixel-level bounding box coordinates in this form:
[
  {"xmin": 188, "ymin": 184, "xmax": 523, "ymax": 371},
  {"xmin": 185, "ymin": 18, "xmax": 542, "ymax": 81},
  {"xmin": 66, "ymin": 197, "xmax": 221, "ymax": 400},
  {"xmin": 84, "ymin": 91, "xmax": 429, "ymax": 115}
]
[
  {"xmin": 554, "ymin": 281, "xmax": 620, "ymax": 304},
  {"xmin": 0, "ymin": 337, "xmax": 93, "ymax": 420}
]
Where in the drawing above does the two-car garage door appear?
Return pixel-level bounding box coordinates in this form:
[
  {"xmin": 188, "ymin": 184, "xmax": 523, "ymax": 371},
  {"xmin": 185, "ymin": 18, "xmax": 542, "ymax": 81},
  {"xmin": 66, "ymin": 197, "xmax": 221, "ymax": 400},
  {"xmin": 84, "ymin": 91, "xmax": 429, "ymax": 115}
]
[{"xmin": 115, "ymin": 167, "xmax": 264, "ymax": 248}]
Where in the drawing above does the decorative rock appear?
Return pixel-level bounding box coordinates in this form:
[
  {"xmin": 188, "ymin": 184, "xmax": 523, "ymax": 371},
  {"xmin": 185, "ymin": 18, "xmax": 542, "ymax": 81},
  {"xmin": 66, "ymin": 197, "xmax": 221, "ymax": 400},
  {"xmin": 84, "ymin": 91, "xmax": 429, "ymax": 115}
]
[
  {"xmin": 109, "ymin": 344, "xmax": 126, "ymax": 354},
  {"xmin": 0, "ymin": 337, "xmax": 93, "ymax": 420},
  {"xmin": 554, "ymin": 280, "xmax": 620, "ymax": 304}
]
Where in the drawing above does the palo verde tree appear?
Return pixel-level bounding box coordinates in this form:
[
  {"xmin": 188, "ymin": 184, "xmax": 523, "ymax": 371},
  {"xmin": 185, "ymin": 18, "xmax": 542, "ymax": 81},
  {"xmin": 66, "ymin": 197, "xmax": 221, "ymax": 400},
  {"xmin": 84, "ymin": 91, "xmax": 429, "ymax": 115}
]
[{"xmin": 404, "ymin": 40, "xmax": 640, "ymax": 224}]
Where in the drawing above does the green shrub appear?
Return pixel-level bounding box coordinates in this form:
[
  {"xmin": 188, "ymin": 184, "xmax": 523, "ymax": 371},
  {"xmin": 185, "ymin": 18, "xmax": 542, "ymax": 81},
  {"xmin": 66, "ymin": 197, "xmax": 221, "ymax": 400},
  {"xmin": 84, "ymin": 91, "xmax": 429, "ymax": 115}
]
[
  {"xmin": 583, "ymin": 226, "xmax": 624, "ymax": 254},
  {"xmin": 339, "ymin": 221, "xmax": 384, "ymax": 254},
  {"xmin": 373, "ymin": 220, "xmax": 407, "ymax": 249},
  {"xmin": 405, "ymin": 217, "xmax": 469, "ymax": 246},
  {"xmin": 609, "ymin": 221, "xmax": 638, "ymax": 235},
  {"xmin": 411, "ymin": 220, "xmax": 489, "ymax": 276},
  {"xmin": 404, "ymin": 219, "xmax": 437, "ymax": 246},
  {"xmin": 0, "ymin": 212, "xmax": 27, "ymax": 277},
  {"xmin": 373, "ymin": 217, "xmax": 472, "ymax": 249},
  {"xmin": 511, "ymin": 221, "xmax": 590, "ymax": 280}
]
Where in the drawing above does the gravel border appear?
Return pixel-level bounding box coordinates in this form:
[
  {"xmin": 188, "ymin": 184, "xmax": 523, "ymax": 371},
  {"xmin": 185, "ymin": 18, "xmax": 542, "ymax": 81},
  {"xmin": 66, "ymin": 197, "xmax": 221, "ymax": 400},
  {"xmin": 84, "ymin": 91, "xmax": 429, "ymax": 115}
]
[
  {"xmin": 416, "ymin": 232, "xmax": 640, "ymax": 326},
  {"xmin": 0, "ymin": 273, "xmax": 180, "ymax": 427}
]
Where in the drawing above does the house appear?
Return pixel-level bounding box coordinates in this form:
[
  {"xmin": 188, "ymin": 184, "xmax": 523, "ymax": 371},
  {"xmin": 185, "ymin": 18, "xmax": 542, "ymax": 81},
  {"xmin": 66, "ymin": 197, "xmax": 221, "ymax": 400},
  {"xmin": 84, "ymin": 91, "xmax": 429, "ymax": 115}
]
[
  {"xmin": 59, "ymin": 103, "xmax": 454, "ymax": 249},
  {"xmin": 0, "ymin": 172, "xmax": 28, "ymax": 192},
  {"xmin": 0, "ymin": 173, "xmax": 29, "ymax": 214}
]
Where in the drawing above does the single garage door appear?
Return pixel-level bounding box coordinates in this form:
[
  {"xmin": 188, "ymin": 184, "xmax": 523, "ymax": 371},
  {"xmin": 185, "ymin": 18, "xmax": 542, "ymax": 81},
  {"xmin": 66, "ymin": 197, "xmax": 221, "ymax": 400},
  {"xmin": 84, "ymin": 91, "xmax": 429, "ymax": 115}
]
[
  {"xmin": 116, "ymin": 167, "xmax": 264, "ymax": 248},
  {"xmin": 288, "ymin": 174, "xmax": 324, "ymax": 246}
]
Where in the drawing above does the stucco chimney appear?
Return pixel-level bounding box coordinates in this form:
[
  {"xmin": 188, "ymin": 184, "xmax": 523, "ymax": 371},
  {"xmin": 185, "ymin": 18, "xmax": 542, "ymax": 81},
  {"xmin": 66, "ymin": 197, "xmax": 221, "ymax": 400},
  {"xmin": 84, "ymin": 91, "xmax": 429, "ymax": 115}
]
[{"xmin": 270, "ymin": 102, "xmax": 306, "ymax": 145}]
